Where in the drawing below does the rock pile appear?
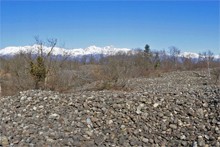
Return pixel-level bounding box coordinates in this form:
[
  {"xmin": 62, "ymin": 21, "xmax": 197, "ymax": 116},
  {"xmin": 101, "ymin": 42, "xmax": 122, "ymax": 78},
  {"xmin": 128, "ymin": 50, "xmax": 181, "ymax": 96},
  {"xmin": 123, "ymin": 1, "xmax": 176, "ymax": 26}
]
[{"xmin": 0, "ymin": 70, "xmax": 219, "ymax": 146}]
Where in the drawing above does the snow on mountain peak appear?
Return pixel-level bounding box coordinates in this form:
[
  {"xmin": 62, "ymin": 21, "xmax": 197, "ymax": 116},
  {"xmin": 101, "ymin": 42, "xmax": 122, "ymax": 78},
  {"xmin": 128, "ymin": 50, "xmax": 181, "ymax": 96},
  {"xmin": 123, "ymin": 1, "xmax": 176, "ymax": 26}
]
[
  {"xmin": 0, "ymin": 45, "xmax": 132, "ymax": 57},
  {"xmin": 1, "ymin": 45, "xmax": 219, "ymax": 59},
  {"xmin": 180, "ymin": 52, "xmax": 220, "ymax": 59},
  {"xmin": 180, "ymin": 52, "xmax": 200, "ymax": 58}
]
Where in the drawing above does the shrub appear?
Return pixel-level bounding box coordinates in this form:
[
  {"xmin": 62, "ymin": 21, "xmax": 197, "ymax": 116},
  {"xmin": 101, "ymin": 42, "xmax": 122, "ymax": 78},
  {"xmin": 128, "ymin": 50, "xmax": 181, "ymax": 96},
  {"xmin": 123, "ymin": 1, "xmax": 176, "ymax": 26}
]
[{"xmin": 30, "ymin": 56, "xmax": 46, "ymax": 89}]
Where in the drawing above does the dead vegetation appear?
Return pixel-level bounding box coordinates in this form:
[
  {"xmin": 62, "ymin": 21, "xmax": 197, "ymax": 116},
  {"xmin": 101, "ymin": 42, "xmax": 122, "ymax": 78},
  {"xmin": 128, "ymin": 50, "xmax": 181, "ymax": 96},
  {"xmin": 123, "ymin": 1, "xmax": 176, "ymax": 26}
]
[
  {"xmin": 210, "ymin": 68, "xmax": 220, "ymax": 85},
  {"xmin": 0, "ymin": 40, "xmax": 219, "ymax": 96}
]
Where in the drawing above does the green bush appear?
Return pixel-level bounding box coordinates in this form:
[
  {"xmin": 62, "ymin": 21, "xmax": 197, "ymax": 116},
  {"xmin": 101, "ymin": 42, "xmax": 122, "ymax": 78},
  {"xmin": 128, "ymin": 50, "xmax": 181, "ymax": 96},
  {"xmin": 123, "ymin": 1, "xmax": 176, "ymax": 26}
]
[{"xmin": 30, "ymin": 56, "xmax": 46, "ymax": 89}]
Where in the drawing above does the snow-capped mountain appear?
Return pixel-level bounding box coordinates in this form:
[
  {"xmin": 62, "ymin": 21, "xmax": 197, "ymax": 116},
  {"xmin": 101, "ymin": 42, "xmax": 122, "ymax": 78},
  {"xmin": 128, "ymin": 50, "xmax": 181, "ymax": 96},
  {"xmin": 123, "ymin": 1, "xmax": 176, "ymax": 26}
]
[
  {"xmin": 0, "ymin": 45, "xmax": 132, "ymax": 57},
  {"xmin": 179, "ymin": 52, "xmax": 220, "ymax": 59},
  {"xmin": 179, "ymin": 52, "xmax": 200, "ymax": 58},
  {"xmin": 0, "ymin": 45, "xmax": 219, "ymax": 59}
]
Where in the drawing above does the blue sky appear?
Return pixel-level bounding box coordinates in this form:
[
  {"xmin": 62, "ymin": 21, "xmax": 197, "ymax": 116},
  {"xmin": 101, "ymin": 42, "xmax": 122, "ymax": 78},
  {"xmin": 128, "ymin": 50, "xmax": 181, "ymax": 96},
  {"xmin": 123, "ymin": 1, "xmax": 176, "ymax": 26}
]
[{"xmin": 0, "ymin": 0, "xmax": 219, "ymax": 54}]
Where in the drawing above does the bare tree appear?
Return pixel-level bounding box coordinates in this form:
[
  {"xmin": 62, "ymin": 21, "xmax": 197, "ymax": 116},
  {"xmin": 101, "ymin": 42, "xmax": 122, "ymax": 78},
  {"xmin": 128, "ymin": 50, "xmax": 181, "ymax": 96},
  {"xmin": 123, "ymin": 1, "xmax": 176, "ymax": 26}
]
[
  {"xmin": 169, "ymin": 46, "xmax": 180, "ymax": 69},
  {"xmin": 201, "ymin": 51, "xmax": 214, "ymax": 77},
  {"xmin": 29, "ymin": 37, "xmax": 70, "ymax": 89}
]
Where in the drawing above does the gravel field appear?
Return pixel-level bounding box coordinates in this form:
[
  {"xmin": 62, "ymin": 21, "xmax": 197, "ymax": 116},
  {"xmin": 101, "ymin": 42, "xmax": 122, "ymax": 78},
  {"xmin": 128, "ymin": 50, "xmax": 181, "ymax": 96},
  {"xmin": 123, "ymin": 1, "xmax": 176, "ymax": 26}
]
[{"xmin": 0, "ymin": 70, "xmax": 219, "ymax": 147}]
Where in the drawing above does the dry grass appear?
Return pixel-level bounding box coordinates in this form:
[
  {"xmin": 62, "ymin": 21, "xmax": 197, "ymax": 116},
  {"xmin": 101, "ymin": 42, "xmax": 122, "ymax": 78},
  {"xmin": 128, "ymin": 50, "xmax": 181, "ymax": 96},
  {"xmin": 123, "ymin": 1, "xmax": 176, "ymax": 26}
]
[
  {"xmin": 210, "ymin": 68, "xmax": 220, "ymax": 85},
  {"xmin": 0, "ymin": 50, "xmax": 219, "ymax": 96}
]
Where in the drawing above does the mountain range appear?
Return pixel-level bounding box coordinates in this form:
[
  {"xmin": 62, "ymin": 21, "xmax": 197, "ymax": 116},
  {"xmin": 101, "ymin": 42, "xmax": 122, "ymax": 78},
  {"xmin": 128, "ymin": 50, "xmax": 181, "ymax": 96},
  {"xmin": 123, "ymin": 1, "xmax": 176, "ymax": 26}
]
[
  {"xmin": 0, "ymin": 45, "xmax": 219, "ymax": 59},
  {"xmin": 0, "ymin": 45, "xmax": 131, "ymax": 57}
]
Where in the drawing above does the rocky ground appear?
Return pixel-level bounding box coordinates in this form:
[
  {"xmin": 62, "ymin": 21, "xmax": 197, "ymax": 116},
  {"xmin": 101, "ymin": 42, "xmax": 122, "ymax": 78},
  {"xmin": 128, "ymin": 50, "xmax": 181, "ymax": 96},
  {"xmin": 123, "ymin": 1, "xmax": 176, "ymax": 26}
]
[{"xmin": 0, "ymin": 70, "xmax": 219, "ymax": 147}]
